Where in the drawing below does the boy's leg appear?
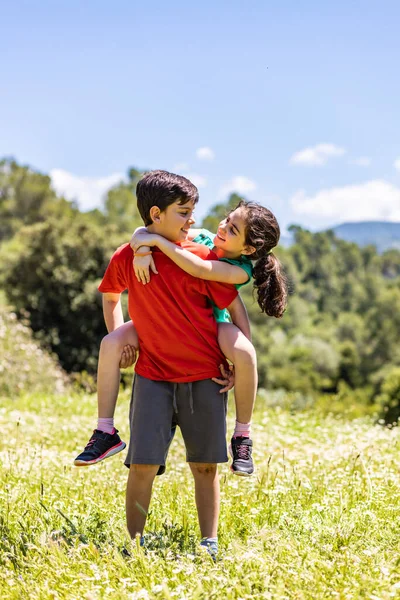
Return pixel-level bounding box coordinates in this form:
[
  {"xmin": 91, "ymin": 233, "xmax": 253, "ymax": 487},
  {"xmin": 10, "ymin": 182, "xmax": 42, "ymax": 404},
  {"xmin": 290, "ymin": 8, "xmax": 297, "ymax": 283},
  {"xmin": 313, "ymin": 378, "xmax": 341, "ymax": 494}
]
[
  {"xmin": 126, "ymin": 464, "xmax": 159, "ymax": 539},
  {"xmin": 124, "ymin": 375, "xmax": 176, "ymax": 538},
  {"xmin": 218, "ymin": 323, "xmax": 257, "ymax": 476},
  {"xmin": 177, "ymin": 379, "xmax": 227, "ymax": 553},
  {"xmin": 189, "ymin": 462, "xmax": 219, "ymax": 538}
]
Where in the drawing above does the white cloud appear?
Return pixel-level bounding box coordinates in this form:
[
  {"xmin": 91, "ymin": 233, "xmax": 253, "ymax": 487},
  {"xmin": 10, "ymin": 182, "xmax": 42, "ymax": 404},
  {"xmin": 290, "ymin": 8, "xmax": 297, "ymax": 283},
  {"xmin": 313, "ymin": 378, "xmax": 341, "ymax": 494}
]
[
  {"xmin": 50, "ymin": 169, "xmax": 125, "ymax": 211},
  {"xmin": 290, "ymin": 143, "xmax": 346, "ymax": 166},
  {"xmin": 196, "ymin": 147, "xmax": 215, "ymax": 161},
  {"xmin": 351, "ymin": 157, "xmax": 371, "ymax": 167},
  {"xmin": 219, "ymin": 176, "xmax": 257, "ymax": 199},
  {"xmin": 184, "ymin": 173, "xmax": 207, "ymax": 188},
  {"xmin": 394, "ymin": 157, "xmax": 400, "ymax": 171},
  {"xmin": 290, "ymin": 180, "xmax": 400, "ymax": 223}
]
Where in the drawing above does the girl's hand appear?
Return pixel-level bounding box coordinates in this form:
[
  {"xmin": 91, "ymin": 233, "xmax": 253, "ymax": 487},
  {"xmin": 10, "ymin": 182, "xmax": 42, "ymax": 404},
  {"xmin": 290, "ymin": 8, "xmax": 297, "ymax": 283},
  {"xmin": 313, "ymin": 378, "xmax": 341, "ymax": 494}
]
[
  {"xmin": 119, "ymin": 345, "xmax": 137, "ymax": 368},
  {"xmin": 212, "ymin": 364, "xmax": 235, "ymax": 393},
  {"xmin": 133, "ymin": 253, "xmax": 158, "ymax": 285},
  {"xmin": 130, "ymin": 231, "xmax": 159, "ymax": 251}
]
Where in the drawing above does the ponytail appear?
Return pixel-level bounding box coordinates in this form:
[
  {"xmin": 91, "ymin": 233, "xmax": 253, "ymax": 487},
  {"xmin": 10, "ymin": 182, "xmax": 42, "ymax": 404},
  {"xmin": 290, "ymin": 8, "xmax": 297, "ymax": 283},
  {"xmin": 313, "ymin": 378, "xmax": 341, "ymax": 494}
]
[
  {"xmin": 234, "ymin": 199, "xmax": 288, "ymax": 318},
  {"xmin": 252, "ymin": 251, "xmax": 287, "ymax": 318}
]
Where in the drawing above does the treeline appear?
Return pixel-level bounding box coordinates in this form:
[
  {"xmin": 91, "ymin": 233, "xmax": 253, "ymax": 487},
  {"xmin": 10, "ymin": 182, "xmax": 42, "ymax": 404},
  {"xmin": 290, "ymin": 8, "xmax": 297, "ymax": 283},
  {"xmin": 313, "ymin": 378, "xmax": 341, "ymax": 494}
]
[{"xmin": 1, "ymin": 157, "xmax": 400, "ymax": 420}]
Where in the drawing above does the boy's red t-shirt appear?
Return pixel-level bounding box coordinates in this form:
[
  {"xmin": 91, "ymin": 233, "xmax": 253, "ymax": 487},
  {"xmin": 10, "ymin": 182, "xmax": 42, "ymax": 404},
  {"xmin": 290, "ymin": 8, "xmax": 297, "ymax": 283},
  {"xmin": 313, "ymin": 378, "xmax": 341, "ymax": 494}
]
[{"xmin": 98, "ymin": 241, "xmax": 238, "ymax": 382}]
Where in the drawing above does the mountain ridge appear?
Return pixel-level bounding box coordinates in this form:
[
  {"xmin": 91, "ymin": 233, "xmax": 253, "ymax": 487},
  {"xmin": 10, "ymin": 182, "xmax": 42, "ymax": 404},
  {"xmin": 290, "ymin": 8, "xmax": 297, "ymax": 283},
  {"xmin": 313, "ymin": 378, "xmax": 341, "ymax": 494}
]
[{"xmin": 281, "ymin": 221, "xmax": 400, "ymax": 252}]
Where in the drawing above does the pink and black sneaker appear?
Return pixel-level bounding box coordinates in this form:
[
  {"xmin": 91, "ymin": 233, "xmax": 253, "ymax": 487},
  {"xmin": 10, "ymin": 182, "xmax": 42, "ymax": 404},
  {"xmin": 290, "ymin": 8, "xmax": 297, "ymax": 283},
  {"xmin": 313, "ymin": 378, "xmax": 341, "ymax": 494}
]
[
  {"xmin": 74, "ymin": 429, "xmax": 126, "ymax": 466},
  {"xmin": 229, "ymin": 436, "xmax": 254, "ymax": 476}
]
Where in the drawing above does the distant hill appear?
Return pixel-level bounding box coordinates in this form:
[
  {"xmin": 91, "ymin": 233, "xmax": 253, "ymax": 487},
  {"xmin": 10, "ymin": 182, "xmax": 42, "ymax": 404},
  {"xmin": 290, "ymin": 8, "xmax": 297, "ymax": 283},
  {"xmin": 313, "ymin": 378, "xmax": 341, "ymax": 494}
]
[
  {"xmin": 331, "ymin": 222, "xmax": 400, "ymax": 253},
  {"xmin": 279, "ymin": 222, "xmax": 400, "ymax": 253}
]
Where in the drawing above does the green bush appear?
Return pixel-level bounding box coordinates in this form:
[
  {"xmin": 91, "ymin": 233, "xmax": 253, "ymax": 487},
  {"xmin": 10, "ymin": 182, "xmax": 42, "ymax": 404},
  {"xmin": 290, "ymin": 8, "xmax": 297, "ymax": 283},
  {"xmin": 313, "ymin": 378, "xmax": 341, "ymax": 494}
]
[
  {"xmin": 0, "ymin": 308, "xmax": 67, "ymax": 397},
  {"xmin": 375, "ymin": 366, "xmax": 400, "ymax": 424}
]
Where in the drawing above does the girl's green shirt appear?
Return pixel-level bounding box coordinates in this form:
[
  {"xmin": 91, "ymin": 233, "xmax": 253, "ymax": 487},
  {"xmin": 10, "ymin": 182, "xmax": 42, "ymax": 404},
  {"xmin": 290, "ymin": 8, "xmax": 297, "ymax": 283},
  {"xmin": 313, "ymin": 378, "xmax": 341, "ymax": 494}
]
[{"xmin": 192, "ymin": 229, "xmax": 253, "ymax": 323}]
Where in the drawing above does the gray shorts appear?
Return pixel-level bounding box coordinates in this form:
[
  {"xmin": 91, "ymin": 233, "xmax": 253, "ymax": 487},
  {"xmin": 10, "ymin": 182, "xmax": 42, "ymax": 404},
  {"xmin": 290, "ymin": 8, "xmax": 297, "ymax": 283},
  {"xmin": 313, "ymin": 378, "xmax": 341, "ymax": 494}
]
[{"xmin": 125, "ymin": 374, "xmax": 228, "ymax": 473}]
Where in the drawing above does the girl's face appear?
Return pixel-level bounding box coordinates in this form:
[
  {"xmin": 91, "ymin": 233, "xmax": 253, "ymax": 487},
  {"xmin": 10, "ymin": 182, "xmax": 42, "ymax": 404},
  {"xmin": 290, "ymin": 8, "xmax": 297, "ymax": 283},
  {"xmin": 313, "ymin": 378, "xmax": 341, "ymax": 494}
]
[{"xmin": 213, "ymin": 207, "xmax": 253, "ymax": 258}]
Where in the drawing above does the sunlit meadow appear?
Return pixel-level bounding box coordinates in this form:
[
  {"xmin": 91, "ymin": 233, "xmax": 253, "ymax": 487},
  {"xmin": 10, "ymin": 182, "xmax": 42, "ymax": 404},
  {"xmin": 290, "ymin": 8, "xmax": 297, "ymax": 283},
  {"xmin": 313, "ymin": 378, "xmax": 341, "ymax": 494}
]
[{"xmin": 1, "ymin": 391, "xmax": 400, "ymax": 600}]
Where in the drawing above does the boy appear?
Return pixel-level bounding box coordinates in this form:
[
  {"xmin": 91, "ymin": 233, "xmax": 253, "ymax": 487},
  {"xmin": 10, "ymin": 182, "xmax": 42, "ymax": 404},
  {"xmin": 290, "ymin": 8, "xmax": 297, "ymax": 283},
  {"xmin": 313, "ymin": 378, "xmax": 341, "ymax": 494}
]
[{"xmin": 98, "ymin": 170, "xmax": 241, "ymax": 554}]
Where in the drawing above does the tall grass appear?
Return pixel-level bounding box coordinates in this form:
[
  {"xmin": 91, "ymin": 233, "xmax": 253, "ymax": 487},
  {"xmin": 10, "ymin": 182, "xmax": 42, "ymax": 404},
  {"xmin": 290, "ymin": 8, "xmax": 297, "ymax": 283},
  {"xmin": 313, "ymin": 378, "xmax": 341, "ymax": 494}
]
[{"xmin": 1, "ymin": 390, "xmax": 399, "ymax": 599}]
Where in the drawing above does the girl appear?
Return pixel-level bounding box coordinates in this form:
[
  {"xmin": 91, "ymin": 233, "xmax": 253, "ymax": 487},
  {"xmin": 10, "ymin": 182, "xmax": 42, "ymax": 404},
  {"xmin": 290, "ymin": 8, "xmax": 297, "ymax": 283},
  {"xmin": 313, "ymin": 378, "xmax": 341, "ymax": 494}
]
[{"xmin": 74, "ymin": 200, "xmax": 287, "ymax": 475}]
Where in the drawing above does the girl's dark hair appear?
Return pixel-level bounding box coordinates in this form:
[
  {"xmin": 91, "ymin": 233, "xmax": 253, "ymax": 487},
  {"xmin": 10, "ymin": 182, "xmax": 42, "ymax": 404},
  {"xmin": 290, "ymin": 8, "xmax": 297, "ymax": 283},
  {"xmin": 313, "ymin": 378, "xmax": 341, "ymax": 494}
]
[{"xmin": 237, "ymin": 200, "xmax": 288, "ymax": 318}]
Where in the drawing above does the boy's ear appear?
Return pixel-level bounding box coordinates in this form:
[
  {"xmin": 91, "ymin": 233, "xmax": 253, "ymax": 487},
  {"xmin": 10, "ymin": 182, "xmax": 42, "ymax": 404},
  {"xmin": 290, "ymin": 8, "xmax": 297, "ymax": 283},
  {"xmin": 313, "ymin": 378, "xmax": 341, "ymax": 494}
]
[{"xmin": 149, "ymin": 206, "xmax": 161, "ymax": 223}]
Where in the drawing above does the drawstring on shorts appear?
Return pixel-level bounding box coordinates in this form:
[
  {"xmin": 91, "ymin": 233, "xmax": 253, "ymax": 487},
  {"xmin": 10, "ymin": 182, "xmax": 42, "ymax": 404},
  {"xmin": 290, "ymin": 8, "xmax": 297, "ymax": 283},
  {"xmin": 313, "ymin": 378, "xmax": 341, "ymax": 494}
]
[
  {"xmin": 172, "ymin": 383, "xmax": 178, "ymax": 413},
  {"xmin": 188, "ymin": 382, "xmax": 194, "ymax": 414},
  {"xmin": 172, "ymin": 382, "xmax": 195, "ymax": 414}
]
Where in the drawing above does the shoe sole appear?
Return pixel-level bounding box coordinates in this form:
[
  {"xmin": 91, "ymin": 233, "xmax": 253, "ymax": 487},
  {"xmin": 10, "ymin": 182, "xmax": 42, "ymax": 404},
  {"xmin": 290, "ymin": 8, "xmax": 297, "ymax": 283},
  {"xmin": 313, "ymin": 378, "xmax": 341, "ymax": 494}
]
[
  {"xmin": 230, "ymin": 466, "xmax": 253, "ymax": 477},
  {"xmin": 74, "ymin": 441, "xmax": 126, "ymax": 466},
  {"xmin": 228, "ymin": 444, "xmax": 254, "ymax": 477}
]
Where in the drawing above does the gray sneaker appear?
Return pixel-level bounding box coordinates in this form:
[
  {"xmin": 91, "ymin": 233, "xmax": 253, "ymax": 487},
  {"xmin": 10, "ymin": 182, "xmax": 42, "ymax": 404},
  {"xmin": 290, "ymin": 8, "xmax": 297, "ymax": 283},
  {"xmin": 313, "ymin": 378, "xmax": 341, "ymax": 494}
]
[
  {"xmin": 229, "ymin": 436, "xmax": 254, "ymax": 476},
  {"xmin": 200, "ymin": 538, "xmax": 218, "ymax": 560}
]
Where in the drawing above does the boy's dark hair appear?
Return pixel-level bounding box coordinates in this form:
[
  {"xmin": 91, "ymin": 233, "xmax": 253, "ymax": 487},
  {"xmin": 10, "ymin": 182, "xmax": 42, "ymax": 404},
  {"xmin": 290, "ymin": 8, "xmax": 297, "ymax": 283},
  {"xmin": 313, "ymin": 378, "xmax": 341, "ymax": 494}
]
[{"xmin": 136, "ymin": 170, "xmax": 199, "ymax": 226}]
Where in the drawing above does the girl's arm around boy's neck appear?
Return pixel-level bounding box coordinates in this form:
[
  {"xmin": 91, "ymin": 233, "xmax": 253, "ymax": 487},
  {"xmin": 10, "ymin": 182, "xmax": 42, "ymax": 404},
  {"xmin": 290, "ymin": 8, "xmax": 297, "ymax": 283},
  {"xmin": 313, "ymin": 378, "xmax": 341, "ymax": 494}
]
[{"xmin": 155, "ymin": 237, "xmax": 249, "ymax": 285}]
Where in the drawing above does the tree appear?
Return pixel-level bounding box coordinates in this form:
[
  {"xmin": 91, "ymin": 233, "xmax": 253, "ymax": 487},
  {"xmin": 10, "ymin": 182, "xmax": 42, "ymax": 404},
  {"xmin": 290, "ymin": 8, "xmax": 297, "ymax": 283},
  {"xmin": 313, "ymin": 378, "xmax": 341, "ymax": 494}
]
[
  {"xmin": 0, "ymin": 157, "xmax": 76, "ymax": 242},
  {"xmin": 1, "ymin": 215, "xmax": 123, "ymax": 373}
]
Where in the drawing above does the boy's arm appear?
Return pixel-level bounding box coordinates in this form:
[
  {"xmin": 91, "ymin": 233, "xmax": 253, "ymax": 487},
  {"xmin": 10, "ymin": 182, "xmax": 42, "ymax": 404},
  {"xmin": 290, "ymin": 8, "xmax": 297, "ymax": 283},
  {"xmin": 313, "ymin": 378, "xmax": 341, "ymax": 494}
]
[
  {"xmin": 226, "ymin": 295, "xmax": 252, "ymax": 341},
  {"xmin": 102, "ymin": 293, "xmax": 124, "ymax": 333}
]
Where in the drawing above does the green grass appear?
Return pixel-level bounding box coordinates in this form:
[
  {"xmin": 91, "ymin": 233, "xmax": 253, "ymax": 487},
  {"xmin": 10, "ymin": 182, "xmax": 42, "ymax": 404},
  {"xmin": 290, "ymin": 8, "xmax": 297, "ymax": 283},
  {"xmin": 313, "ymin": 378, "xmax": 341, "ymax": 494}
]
[{"xmin": 1, "ymin": 391, "xmax": 400, "ymax": 599}]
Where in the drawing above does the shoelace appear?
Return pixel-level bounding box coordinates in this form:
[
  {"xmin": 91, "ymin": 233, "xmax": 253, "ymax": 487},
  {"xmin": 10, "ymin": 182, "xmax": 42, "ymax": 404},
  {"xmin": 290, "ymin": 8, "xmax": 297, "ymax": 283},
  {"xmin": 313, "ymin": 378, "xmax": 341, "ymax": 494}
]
[
  {"xmin": 236, "ymin": 443, "xmax": 250, "ymax": 460},
  {"xmin": 85, "ymin": 432, "xmax": 98, "ymax": 449}
]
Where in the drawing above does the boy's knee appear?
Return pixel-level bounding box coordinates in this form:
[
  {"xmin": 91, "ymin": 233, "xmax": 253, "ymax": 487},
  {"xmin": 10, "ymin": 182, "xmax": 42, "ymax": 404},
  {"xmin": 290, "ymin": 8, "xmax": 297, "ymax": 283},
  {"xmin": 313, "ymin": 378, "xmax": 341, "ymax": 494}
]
[
  {"xmin": 189, "ymin": 463, "xmax": 218, "ymax": 477},
  {"xmin": 129, "ymin": 464, "xmax": 159, "ymax": 479}
]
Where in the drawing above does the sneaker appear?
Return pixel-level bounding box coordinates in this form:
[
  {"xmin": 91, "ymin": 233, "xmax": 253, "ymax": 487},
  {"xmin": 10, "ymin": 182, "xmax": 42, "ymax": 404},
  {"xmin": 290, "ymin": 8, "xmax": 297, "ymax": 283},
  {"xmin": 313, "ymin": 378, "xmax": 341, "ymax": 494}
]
[
  {"xmin": 199, "ymin": 538, "xmax": 218, "ymax": 560},
  {"xmin": 74, "ymin": 429, "xmax": 126, "ymax": 466},
  {"xmin": 229, "ymin": 436, "xmax": 254, "ymax": 476}
]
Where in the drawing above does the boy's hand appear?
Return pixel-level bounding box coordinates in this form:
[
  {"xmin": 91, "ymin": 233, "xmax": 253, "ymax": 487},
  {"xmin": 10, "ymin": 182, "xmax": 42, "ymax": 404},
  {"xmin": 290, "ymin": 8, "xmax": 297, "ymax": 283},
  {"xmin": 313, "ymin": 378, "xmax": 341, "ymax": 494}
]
[
  {"xmin": 133, "ymin": 254, "xmax": 158, "ymax": 285},
  {"xmin": 130, "ymin": 231, "xmax": 159, "ymax": 251},
  {"xmin": 212, "ymin": 364, "xmax": 235, "ymax": 393},
  {"xmin": 119, "ymin": 345, "xmax": 137, "ymax": 369}
]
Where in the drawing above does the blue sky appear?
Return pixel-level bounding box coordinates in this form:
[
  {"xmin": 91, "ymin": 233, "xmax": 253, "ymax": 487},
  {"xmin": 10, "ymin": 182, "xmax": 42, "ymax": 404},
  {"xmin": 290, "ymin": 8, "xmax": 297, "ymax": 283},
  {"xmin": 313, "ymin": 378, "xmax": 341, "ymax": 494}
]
[{"xmin": 1, "ymin": 0, "xmax": 400, "ymax": 233}]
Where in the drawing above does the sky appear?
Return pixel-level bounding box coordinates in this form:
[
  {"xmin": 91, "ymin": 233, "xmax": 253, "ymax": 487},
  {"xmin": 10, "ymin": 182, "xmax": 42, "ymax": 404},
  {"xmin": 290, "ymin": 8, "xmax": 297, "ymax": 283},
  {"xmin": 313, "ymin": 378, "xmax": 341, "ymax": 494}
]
[{"xmin": 1, "ymin": 0, "xmax": 400, "ymax": 233}]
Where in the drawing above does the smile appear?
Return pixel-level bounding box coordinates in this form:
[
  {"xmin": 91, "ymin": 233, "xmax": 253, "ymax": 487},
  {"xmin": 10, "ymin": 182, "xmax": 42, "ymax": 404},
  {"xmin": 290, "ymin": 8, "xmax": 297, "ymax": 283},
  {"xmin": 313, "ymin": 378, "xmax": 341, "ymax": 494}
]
[{"xmin": 216, "ymin": 233, "xmax": 226, "ymax": 241}]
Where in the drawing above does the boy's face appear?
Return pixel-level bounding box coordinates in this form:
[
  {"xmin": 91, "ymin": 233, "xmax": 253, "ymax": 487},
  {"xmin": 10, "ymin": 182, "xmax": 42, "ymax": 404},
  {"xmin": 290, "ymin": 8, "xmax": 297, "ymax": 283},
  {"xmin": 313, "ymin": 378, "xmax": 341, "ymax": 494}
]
[{"xmin": 149, "ymin": 199, "xmax": 196, "ymax": 242}]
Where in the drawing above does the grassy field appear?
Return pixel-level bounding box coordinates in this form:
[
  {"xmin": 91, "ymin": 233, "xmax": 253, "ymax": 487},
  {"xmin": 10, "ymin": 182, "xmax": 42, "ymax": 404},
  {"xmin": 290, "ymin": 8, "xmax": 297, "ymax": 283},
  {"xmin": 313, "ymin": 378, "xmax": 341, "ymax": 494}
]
[{"xmin": 1, "ymin": 391, "xmax": 400, "ymax": 600}]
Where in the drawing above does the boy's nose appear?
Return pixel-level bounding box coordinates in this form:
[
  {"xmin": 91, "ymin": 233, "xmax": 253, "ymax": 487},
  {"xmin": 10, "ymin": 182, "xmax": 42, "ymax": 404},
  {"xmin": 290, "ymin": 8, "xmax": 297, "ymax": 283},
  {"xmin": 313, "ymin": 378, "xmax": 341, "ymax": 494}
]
[{"xmin": 188, "ymin": 215, "xmax": 196, "ymax": 225}]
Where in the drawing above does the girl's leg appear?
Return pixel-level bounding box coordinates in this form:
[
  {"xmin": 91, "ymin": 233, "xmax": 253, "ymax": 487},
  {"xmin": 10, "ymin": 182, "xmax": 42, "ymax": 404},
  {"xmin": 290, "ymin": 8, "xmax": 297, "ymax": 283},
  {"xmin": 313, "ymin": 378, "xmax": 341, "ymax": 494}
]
[
  {"xmin": 218, "ymin": 322, "xmax": 257, "ymax": 476},
  {"xmin": 74, "ymin": 321, "xmax": 138, "ymax": 466},
  {"xmin": 217, "ymin": 322, "xmax": 257, "ymax": 427},
  {"xmin": 97, "ymin": 321, "xmax": 139, "ymax": 424}
]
